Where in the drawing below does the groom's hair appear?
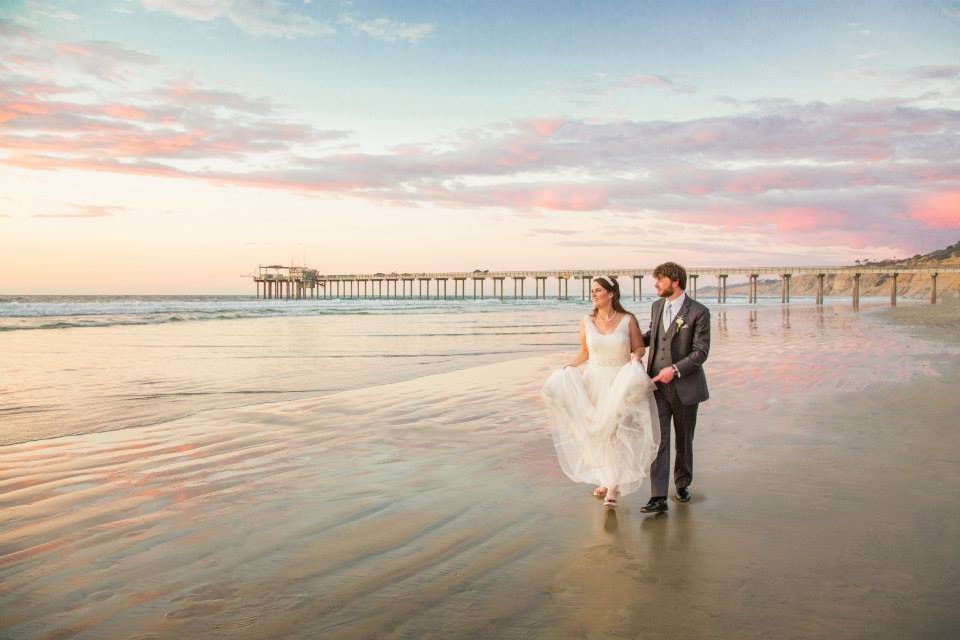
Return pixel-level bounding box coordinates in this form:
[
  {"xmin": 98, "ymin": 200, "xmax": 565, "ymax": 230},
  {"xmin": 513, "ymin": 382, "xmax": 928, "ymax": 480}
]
[{"xmin": 653, "ymin": 262, "xmax": 687, "ymax": 290}]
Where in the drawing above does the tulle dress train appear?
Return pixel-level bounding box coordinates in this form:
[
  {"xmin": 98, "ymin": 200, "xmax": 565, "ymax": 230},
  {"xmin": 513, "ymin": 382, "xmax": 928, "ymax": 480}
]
[{"xmin": 541, "ymin": 315, "xmax": 660, "ymax": 495}]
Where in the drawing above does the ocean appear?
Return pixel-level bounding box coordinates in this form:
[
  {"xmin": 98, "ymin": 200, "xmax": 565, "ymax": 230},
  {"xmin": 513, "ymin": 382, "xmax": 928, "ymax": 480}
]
[{"xmin": 0, "ymin": 294, "xmax": 935, "ymax": 446}]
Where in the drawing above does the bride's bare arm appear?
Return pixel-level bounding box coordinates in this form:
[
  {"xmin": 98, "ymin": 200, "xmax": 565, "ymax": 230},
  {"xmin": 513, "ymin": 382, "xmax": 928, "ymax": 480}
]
[
  {"xmin": 565, "ymin": 320, "xmax": 590, "ymax": 368},
  {"xmin": 628, "ymin": 315, "xmax": 645, "ymax": 362}
]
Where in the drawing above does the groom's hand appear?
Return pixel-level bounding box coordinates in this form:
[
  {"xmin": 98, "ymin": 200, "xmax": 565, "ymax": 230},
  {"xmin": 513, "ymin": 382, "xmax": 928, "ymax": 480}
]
[{"xmin": 652, "ymin": 367, "xmax": 676, "ymax": 384}]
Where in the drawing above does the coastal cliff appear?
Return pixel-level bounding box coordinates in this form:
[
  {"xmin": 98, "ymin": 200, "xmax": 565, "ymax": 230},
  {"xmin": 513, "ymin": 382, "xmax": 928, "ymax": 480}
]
[{"xmin": 701, "ymin": 242, "xmax": 960, "ymax": 300}]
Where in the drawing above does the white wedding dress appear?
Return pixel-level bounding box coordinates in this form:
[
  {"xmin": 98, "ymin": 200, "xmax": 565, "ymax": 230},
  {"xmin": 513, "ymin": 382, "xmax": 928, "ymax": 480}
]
[{"xmin": 541, "ymin": 314, "xmax": 660, "ymax": 495}]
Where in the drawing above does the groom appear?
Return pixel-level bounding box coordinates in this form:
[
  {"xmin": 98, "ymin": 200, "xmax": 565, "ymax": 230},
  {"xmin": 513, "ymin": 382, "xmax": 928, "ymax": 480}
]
[{"xmin": 640, "ymin": 262, "xmax": 711, "ymax": 514}]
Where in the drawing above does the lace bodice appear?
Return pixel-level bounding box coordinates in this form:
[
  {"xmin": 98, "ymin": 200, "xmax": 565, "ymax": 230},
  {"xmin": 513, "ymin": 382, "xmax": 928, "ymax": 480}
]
[{"xmin": 583, "ymin": 314, "xmax": 632, "ymax": 367}]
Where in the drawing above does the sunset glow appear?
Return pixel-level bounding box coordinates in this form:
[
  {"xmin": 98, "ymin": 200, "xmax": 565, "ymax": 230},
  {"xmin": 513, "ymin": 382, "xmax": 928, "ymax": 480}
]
[{"xmin": 1, "ymin": 1, "xmax": 959, "ymax": 293}]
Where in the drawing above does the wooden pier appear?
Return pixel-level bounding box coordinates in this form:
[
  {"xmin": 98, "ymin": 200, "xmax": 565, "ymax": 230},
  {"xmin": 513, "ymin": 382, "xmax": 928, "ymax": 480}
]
[{"xmin": 251, "ymin": 265, "xmax": 960, "ymax": 306}]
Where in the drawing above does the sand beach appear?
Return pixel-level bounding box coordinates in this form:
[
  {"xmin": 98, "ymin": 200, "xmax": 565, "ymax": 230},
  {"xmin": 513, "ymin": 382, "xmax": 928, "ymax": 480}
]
[{"xmin": 1, "ymin": 301, "xmax": 958, "ymax": 639}]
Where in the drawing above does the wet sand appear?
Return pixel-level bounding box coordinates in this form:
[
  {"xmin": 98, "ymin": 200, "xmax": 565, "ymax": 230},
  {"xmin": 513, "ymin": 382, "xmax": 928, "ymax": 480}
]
[{"xmin": 1, "ymin": 303, "xmax": 958, "ymax": 639}]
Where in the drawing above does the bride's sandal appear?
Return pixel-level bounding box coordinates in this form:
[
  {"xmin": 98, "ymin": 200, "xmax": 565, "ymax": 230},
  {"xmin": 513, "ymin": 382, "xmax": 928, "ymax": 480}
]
[{"xmin": 593, "ymin": 486, "xmax": 608, "ymax": 498}]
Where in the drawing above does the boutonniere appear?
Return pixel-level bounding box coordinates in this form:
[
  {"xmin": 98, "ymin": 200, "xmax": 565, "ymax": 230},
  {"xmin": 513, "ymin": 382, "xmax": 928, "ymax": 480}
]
[{"xmin": 674, "ymin": 315, "xmax": 686, "ymax": 330}]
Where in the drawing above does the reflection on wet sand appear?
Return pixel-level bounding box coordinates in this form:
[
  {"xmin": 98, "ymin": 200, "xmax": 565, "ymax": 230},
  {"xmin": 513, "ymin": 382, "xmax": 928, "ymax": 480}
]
[{"xmin": 603, "ymin": 508, "xmax": 618, "ymax": 533}]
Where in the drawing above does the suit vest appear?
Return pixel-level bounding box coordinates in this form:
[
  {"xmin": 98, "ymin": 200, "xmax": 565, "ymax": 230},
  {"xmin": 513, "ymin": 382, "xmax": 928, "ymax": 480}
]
[{"xmin": 652, "ymin": 310, "xmax": 674, "ymax": 375}]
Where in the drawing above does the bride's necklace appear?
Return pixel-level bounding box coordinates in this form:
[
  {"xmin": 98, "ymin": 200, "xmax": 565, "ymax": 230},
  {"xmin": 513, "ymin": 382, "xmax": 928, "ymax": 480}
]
[{"xmin": 599, "ymin": 310, "xmax": 617, "ymax": 322}]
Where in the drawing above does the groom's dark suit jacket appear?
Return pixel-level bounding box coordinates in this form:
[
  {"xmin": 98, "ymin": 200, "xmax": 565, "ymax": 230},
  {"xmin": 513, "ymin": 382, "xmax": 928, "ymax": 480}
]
[{"xmin": 642, "ymin": 295, "xmax": 711, "ymax": 405}]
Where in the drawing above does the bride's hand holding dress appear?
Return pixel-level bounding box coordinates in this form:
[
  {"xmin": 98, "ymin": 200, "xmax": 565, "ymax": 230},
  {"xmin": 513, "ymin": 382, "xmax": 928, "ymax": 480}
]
[{"xmin": 541, "ymin": 313, "xmax": 660, "ymax": 499}]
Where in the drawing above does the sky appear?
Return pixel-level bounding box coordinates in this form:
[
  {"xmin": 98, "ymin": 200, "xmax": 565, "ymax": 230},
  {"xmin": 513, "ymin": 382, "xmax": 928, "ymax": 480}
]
[{"xmin": 1, "ymin": 0, "xmax": 959, "ymax": 294}]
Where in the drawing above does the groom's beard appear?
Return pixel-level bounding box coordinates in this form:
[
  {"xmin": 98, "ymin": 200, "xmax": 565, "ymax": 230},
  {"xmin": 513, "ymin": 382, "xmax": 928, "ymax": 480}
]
[{"xmin": 659, "ymin": 286, "xmax": 675, "ymax": 298}]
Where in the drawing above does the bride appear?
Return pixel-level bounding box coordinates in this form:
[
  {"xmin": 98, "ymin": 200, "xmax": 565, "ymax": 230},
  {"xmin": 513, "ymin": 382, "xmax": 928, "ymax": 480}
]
[{"xmin": 541, "ymin": 276, "xmax": 660, "ymax": 507}]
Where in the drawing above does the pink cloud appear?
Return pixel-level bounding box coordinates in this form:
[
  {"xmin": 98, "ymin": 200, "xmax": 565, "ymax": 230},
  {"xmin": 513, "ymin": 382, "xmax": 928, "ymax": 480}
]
[
  {"xmin": 530, "ymin": 186, "xmax": 609, "ymax": 211},
  {"xmin": 910, "ymin": 191, "xmax": 960, "ymax": 229},
  {"xmin": 527, "ymin": 117, "xmax": 566, "ymax": 137},
  {"xmin": 0, "ymin": 69, "xmax": 350, "ymax": 164},
  {"xmin": 765, "ymin": 207, "xmax": 841, "ymax": 232},
  {"xmin": 55, "ymin": 42, "xmax": 91, "ymax": 57},
  {"xmin": 496, "ymin": 142, "xmax": 543, "ymax": 167},
  {"xmin": 162, "ymin": 81, "xmax": 276, "ymax": 115},
  {"xmin": 102, "ymin": 104, "xmax": 149, "ymax": 120},
  {"xmin": 643, "ymin": 201, "xmax": 851, "ymax": 237},
  {"xmin": 0, "ymin": 102, "xmax": 51, "ymax": 119}
]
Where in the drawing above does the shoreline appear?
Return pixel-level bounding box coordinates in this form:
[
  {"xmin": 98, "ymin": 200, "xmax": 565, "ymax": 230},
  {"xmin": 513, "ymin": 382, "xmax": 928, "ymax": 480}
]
[{"xmin": 0, "ymin": 294, "xmax": 947, "ymax": 333}]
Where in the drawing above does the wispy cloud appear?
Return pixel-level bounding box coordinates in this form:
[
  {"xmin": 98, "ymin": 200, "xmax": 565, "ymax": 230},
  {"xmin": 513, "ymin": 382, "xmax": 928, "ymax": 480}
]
[
  {"xmin": 855, "ymin": 49, "xmax": 881, "ymax": 60},
  {"xmin": 337, "ymin": 14, "xmax": 435, "ymax": 44},
  {"xmin": 549, "ymin": 72, "xmax": 695, "ymax": 100},
  {"xmin": 153, "ymin": 80, "xmax": 278, "ymax": 116},
  {"xmin": 32, "ymin": 203, "xmax": 127, "ymax": 218},
  {"xmin": 529, "ymin": 228, "xmax": 580, "ymax": 236},
  {"xmin": 0, "ymin": 18, "xmax": 36, "ymax": 39},
  {"xmin": 12, "ymin": 1, "xmax": 81, "ymax": 25},
  {"xmin": 26, "ymin": 1, "xmax": 79, "ymax": 22},
  {"xmin": 0, "ymin": 20, "xmax": 160, "ymax": 83},
  {"xmin": 131, "ymin": 1, "xmax": 435, "ymax": 42},
  {"xmin": 905, "ymin": 64, "xmax": 960, "ymax": 81},
  {"xmin": 139, "ymin": 0, "xmax": 334, "ymax": 38},
  {"xmin": 54, "ymin": 39, "xmax": 160, "ymax": 81},
  {"xmin": 833, "ymin": 64, "xmax": 960, "ymax": 87},
  {"xmin": 622, "ymin": 74, "xmax": 685, "ymax": 91}
]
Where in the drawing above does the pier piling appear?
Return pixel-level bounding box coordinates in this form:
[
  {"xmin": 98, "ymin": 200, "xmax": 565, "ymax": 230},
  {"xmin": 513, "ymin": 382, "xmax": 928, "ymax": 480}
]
[
  {"xmin": 717, "ymin": 275, "xmax": 728, "ymax": 303},
  {"xmin": 781, "ymin": 274, "xmax": 792, "ymax": 303}
]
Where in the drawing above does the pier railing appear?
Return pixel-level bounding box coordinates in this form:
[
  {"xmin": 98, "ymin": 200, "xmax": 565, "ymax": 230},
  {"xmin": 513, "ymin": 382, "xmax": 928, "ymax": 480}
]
[{"xmin": 250, "ymin": 265, "xmax": 960, "ymax": 306}]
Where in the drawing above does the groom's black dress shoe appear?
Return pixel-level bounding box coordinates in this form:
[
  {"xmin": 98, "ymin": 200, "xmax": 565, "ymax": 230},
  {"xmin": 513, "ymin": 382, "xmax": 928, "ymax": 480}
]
[
  {"xmin": 676, "ymin": 487, "xmax": 691, "ymax": 502},
  {"xmin": 640, "ymin": 497, "xmax": 668, "ymax": 514}
]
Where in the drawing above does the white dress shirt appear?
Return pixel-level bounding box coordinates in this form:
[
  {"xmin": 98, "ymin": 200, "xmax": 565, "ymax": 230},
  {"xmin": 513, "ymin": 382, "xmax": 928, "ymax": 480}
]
[{"xmin": 662, "ymin": 292, "xmax": 686, "ymax": 328}]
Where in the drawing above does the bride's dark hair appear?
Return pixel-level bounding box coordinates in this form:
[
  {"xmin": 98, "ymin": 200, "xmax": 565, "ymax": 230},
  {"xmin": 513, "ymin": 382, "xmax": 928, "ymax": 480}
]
[{"xmin": 590, "ymin": 276, "xmax": 634, "ymax": 318}]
